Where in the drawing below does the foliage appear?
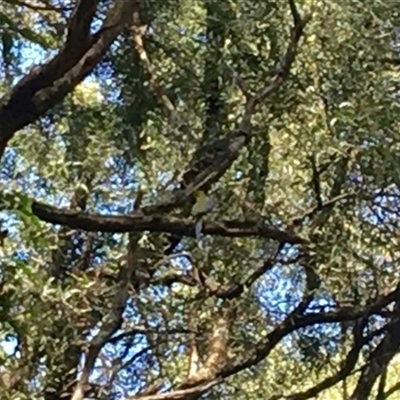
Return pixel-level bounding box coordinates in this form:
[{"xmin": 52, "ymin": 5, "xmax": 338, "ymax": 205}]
[{"xmin": 1, "ymin": 1, "xmax": 400, "ymax": 400}]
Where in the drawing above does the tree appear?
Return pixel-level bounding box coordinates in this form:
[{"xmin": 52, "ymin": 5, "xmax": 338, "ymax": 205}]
[{"xmin": 1, "ymin": 0, "xmax": 400, "ymax": 399}]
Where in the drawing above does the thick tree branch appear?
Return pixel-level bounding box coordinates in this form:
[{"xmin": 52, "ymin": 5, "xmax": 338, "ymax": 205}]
[
  {"xmin": 66, "ymin": 0, "xmax": 98, "ymax": 57},
  {"xmin": 0, "ymin": 0, "xmax": 139, "ymax": 159},
  {"xmin": 31, "ymin": 201, "xmax": 306, "ymax": 245}
]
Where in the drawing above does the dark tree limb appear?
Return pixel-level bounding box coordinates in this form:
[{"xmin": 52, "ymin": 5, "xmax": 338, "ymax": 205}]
[
  {"xmin": 350, "ymin": 300, "xmax": 400, "ymax": 400},
  {"xmin": 0, "ymin": 0, "xmax": 139, "ymax": 159},
  {"xmin": 31, "ymin": 200, "xmax": 306, "ymax": 245},
  {"xmin": 281, "ymin": 318, "xmax": 368, "ymax": 400}
]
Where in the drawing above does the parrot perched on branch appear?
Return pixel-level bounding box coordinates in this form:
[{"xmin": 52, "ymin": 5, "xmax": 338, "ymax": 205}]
[
  {"xmin": 163, "ymin": 131, "xmax": 248, "ymax": 254},
  {"xmin": 191, "ymin": 190, "xmax": 213, "ymax": 241},
  {"xmin": 191, "ymin": 190, "xmax": 213, "ymax": 217}
]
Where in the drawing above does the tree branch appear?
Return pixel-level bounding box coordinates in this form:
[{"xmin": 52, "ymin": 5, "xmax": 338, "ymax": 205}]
[
  {"xmin": 31, "ymin": 201, "xmax": 306, "ymax": 245},
  {"xmin": 0, "ymin": 0, "xmax": 139, "ymax": 159},
  {"xmin": 240, "ymin": 0, "xmax": 312, "ymax": 129},
  {"xmin": 128, "ymin": 259, "xmax": 400, "ymax": 400},
  {"xmin": 130, "ymin": 22, "xmax": 176, "ymax": 115},
  {"xmin": 350, "ymin": 300, "xmax": 400, "ymax": 399},
  {"xmin": 70, "ymin": 192, "xmax": 143, "ymax": 400},
  {"xmin": 281, "ymin": 318, "xmax": 368, "ymax": 400}
]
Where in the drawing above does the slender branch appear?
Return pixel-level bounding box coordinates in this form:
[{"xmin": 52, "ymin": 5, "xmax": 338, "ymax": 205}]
[
  {"xmin": 384, "ymin": 381, "xmax": 400, "ymax": 399},
  {"xmin": 130, "ymin": 22, "xmax": 176, "ymax": 115},
  {"xmin": 226, "ymin": 65, "xmax": 252, "ymax": 100},
  {"xmin": 290, "ymin": 192, "xmax": 354, "ymax": 229},
  {"xmin": 239, "ymin": 0, "xmax": 311, "ymax": 130},
  {"xmin": 376, "ymin": 363, "xmax": 388, "ymax": 400},
  {"xmin": 281, "ymin": 319, "xmax": 367, "ymax": 400},
  {"xmin": 70, "ymin": 192, "xmax": 143, "ymax": 400}
]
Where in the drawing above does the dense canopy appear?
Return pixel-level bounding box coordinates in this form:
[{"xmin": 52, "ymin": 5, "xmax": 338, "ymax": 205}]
[{"xmin": 1, "ymin": 1, "xmax": 400, "ymax": 399}]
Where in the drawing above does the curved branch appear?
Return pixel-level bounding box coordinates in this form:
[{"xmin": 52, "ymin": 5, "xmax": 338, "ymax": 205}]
[
  {"xmin": 350, "ymin": 301, "xmax": 400, "ymax": 399},
  {"xmin": 0, "ymin": 0, "xmax": 139, "ymax": 159},
  {"xmin": 282, "ymin": 318, "xmax": 367, "ymax": 400},
  {"xmin": 384, "ymin": 381, "xmax": 400, "ymax": 399},
  {"xmin": 31, "ymin": 201, "xmax": 306, "ymax": 245},
  {"xmin": 128, "ymin": 270, "xmax": 400, "ymax": 400},
  {"xmin": 224, "ymin": 284, "xmax": 400, "ymax": 383}
]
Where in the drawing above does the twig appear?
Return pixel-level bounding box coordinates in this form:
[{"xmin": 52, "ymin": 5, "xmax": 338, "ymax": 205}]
[
  {"xmin": 290, "ymin": 192, "xmax": 355, "ymax": 228},
  {"xmin": 131, "ymin": 22, "xmax": 177, "ymax": 119},
  {"xmin": 226, "ymin": 64, "xmax": 252, "ymax": 100}
]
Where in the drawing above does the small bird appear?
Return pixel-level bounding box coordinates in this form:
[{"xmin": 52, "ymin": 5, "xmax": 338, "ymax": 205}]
[
  {"xmin": 163, "ymin": 190, "xmax": 213, "ymax": 254},
  {"xmin": 192, "ymin": 190, "xmax": 213, "ymax": 217},
  {"xmin": 191, "ymin": 190, "xmax": 213, "ymax": 243},
  {"xmin": 163, "ymin": 130, "xmax": 247, "ymax": 254}
]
